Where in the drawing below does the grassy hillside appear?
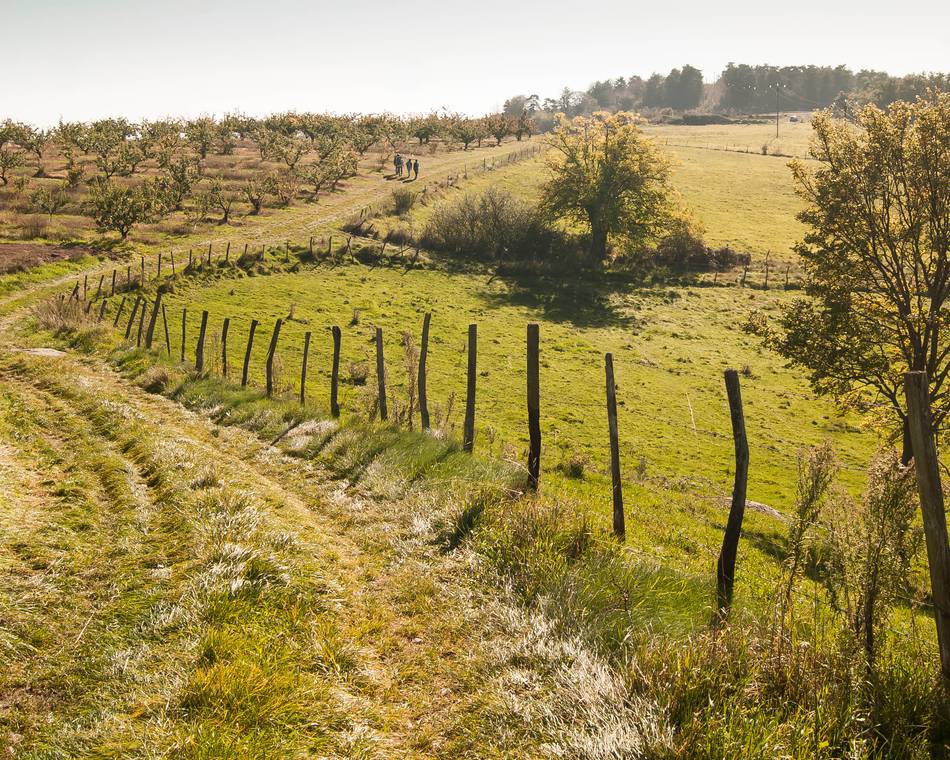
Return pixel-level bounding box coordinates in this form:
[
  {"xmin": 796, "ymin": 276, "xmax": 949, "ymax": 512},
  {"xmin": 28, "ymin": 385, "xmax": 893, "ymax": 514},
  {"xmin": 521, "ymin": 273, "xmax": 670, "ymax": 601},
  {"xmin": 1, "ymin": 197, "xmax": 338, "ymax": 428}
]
[{"xmin": 2, "ymin": 121, "xmax": 945, "ymax": 757}]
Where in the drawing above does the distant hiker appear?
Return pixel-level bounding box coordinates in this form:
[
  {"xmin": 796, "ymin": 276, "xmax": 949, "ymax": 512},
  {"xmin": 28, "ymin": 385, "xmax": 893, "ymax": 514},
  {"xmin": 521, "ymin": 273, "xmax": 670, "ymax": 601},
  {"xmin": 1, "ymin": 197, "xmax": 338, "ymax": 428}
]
[
  {"xmin": 394, "ymin": 153, "xmax": 403, "ymax": 176},
  {"xmin": 413, "ymin": 159, "xmax": 419, "ymax": 180}
]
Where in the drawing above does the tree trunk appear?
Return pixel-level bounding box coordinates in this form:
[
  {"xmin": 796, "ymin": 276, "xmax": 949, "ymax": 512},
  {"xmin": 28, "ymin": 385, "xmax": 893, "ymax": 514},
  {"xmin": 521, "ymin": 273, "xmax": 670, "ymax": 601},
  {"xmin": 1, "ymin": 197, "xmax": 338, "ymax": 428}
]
[{"xmin": 588, "ymin": 219, "xmax": 608, "ymax": 262}]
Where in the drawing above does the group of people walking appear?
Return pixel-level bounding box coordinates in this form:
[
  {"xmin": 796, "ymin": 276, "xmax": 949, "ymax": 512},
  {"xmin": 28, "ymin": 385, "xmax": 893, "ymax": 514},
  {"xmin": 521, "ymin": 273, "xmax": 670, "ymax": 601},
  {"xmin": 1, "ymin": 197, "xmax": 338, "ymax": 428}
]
[{"xmin": 394, "ymin": 153, "xmax": 419, "ymax": 180}]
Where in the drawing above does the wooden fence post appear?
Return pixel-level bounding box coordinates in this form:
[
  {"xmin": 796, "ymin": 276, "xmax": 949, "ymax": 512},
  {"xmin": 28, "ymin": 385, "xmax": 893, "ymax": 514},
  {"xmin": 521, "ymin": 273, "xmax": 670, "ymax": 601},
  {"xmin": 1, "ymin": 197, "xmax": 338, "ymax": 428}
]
[
  {"xmin": 180, "ymin": 308, "xmax": 187, "ymax": 362},
  {"xmin": 904, "ymin": 371, "xmax": 950, "ymax": 694},
  {"xmin": 527, "ymin": 323, "xmax": 541, "ymax": 489},
  {"xmin": 157, "ymin": 252, "xmax": 162, "ymax": 279},
  {"xmin": 463, "ymin": 324, "xmax": 477, "ymax": 452},
  {"xmin": 145, "ymin": 292, "xmax": 162, "ymax": 350},
  {"xmin": 97, "ymin": 299, "xmax": 108, "ymax": 322},
  {"xmin": 225, "ymin": 242, "xmax": 230, "ymax": 263},
  {"xmin": 265, "ymin": 318, "xmax": 283, "ymax": 397},
  {"xmin": 300, "ymin": 331, "xmax": 311, "ymax": 405},
  {"xmin": 126, "ymin": 265, "xmax": 131, "ymax": 288},
  {"xmin": 110, "ymin": 269, "xmax": 117, "ymax": 296},
  {"xmin": 188, "ymin": 249, "xmax": 193, "ymax": 269},
  {"xmin": 161, "ymin": 303, "xmax": 171, "ymax": 354},
  {"xmin": 605, "ymin": 353, "xmax": 624, "ymax": 539},
  {"xmin": 95, "ymin": 274, "xmax": 104, "ymax": 300},
  {"xmin": 221, "ymin": 318, "xmax": 230, "ymax": 377},
  {"xmin": 83, "ymin": 274, "xmax": 88, "ymax": 300},
  {"xmin": 418, "ymin": 313, "xmax": 431, "ymax": 430},
  {"xmin": 113, "ymin": 296, "xmax": 126, "ymax": 327},
  {"xmin": 170, "ymin": 252, "xmax": 176, "ymax": 276},
  {"xmin": 716, "ymin": 369, "xmax": 749, "ymax": 619},
  {"xmin": 242, "ymin": 319, "xmax": 258, "ymax": 387},
  {"xmin": 140, "ymin": 256, "xmax": 145, "ymax": 284},
  {"xmin": 331, "ymin": 326, "xmax": 341, "ymax": 418},
  {"xmin": 375, "ymin": 327, "xmax": 388, "ymax": 420},
  {"xmin": 136, "ymin": 299, "xmax": 147, "ymax": 347},
  {"xmin": 195, "ymin": 310, "xmax": 209, "ymax": 373},
  {"xmin": 124, "ymin": 296, "xmax": 141, "ymax": 340},
  {"xmin": 207, "ymin": 242, "xmax": 212, "ymax": 266}
]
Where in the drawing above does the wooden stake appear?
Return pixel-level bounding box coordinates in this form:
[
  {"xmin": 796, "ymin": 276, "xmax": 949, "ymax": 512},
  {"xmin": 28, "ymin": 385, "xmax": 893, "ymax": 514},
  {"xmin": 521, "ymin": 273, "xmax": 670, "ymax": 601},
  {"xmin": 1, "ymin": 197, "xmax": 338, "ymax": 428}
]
[
  {"xmin": 113, "ymin": 296, "xmax": 126, "ymax": 327},
  {"xmin": 97, "ymin": 299, "xmax": 108, "ymax": 322},
  {"xmin": 170, "ymin": 252, "xmax": 176, "ymax": 276},
  {"xmin": 124, "ymin": 296, "xmax": 141, "ymax": 339},
  {"xmin": 95, "ymin": 274, "xmax": 104, "ymax": 300},
  {"xmin": 225, "ymin": 241, "xmax": 230, "ymax": 263},
  {"xmin": 716, "ymin": 369, "xmax": 749, "ymax": 619},
  {"xmin": 83, "ymin": 274, "xmax": 88, "ymax": 300},
  {"xmin": 905, "ymin": 371, "xmax": 950, "ymax": 694},
  {"xmin": 242, "ymin": 319, "xmax": 258, "ymax": 387},
  {"xmin": 136, "ymin": 299, "xmax": 147, "ymax": 347},
  {"xmin": 605, "ymin": 353, "xmax": 624, "ymax": 538},
  {"xmin": 418, "ymin": 313, "xmax": 431, "ymax": 430},
  {"xmin": 144, "ymin": 292, "xmax": 162, "ymax": 350},
  {"xmin": 161, "ymin": 303, "xmax": 171, "ymax": 354},
  {"xmin": 157, "ymin": 252, "xmax": 162, "ymax": 279},
  {"xmin": 110, "ymin": 269, "xmax": 117, "ymax": 296},
  {"xmin": 375, "ymin": 327, "xmax": 387, "ymax": 420},
  {"xmin": 221, "ymin": 317, "xmax": 230, "ymax": 377},
  {"xmin": 527, "ymin": 323, "xmax": 541, "ymax": 488},
  {"xmin": 180, "ymin": 308, "xmax": 187, "ymax": 362},
  {"xmin": 463, "ymin": 324, "xmax": 477, "ymax": 452},
  {"xmin": 195, "ymin": 310, "xmax": 209, "ymax": 373},
  {"xmin": 331, "ymin": 326, "xmax": 341, "ymax": 418},
  {"xmin": 265, "ymin": 318, "xmax": 283, "ymax": 397},
  {"xmin": 300, "ymin": 331, "xmax": 311, "ymax": 405}
]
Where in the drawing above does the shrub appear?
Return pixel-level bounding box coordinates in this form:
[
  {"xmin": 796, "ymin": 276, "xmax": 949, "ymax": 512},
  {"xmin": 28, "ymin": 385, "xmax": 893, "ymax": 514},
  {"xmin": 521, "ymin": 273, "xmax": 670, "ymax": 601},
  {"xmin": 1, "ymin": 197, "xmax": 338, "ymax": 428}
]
[
  {"xmin": 652, "ymin": 220, "xmax": 751, "ymax": 272},
  {"xmin": 347, "ymin": 360, "xmax": 369, "ymax": 386},
  {"xmin": 422, "ymin": 187, "xmax": 555, "ymax": 262},
  {"xmin": 392, "ymin": 188, "xmax": 415, "ymax": 216}
]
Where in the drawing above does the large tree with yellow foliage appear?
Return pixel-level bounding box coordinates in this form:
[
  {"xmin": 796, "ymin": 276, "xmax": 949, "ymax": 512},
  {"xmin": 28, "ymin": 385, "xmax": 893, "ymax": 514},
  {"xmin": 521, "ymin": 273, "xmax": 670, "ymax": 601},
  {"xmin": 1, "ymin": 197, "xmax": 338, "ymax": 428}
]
[{"xmin": 540, "ymin": 111, "xmax": 672, "ymax": 262}]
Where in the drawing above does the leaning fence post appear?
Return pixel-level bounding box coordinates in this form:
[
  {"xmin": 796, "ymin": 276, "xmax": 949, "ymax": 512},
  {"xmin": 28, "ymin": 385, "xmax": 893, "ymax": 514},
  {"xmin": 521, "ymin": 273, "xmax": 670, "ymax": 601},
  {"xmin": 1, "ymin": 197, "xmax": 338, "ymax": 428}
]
[
  {"xmin": 124, "ymin": 296, "xmax": 142, "ymax": 340},
  {"xmin": 95, "ymin": 274, "xmax": 104, "ymax": 300},
  {"xmin": 265, "ymin": 318, "xmax": 283, "ymax": 397},
  {"xmin": 605, "ymin": 353, "xmax": 624, "ymax": 539},
  {"xmin": 97, "ymin": 299, "xmax": 108, "ymax": 322},
  {"xmin": 83, "ymin": 274, "xmax": 88, "ymax": 300},
  {"xmin": 331, "ymin": 326, "xmax": 341, "ymax": 418},
  {"xmin": 195, "ymin": 310, "xmax": 209, "ymax": 373},
  {"xmin": 225, "ymin": 241, "xmax": 231, "ymax": 263},
  {"xmin": 904, "ymin": 371, "xmax": 950, "ymax": 694},
  {"xmin": 113, "ymin": 296, "xmax": 126, "ymax": 327},
  {"xmin": 144, "ymin": 292, "xmax": 162, "ymax": 350},
  {"xmin": 136, "ymin": 299, "xmax": 147, "ymax": 347},
  {"xmin": 221, "ymin": 317, "xmax": 230, "ymax": 377},
  {"xmin": 463, "ymin": 324, "xmax": 477, "ymax": 452},
  {"xmin": 180, "ymin": 308, "xmax": 187, "ymax": 362},
  {"xmin": 716, "ymin": 369, "xmax": 749, "ymax": 619},
  {"xmin": 418, "ymin": 313, "xmax": 431, "ymax": 430},
  {"xmin": 527, "ymin": 323, "xmax": 541, "ymax": 488},
  {"xmin": 242, "ymin": 319, "xmax": 258, "ymax": 387},
  {"xmin": 161, "ymin": 303, "xmax": 171, "ymax": 355},
  {"xmin": 375, "ymin": 327, "xmax": 388, "ymax": 420},
  {"xmin": 170, "ymin": 252, "xmax": 176, "ymax": 276},
  {"xmin": 300, "ymin": 331, "xmax": 311, "ymax": 405}
]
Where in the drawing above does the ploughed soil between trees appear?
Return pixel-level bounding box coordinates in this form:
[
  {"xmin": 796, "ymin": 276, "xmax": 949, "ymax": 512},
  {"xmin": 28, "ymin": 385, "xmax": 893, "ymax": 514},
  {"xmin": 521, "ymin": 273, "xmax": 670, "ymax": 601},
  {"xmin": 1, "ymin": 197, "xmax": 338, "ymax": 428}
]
[{"xmin": 0, "ymin": 243, "xmax": 108, "ymax": 274}]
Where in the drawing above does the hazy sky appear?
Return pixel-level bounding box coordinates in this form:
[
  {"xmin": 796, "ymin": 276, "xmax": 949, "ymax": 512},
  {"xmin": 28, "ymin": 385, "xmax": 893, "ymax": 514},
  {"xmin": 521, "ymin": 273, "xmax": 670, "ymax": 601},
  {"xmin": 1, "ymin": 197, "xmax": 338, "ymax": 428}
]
[{"xmin": 5, "ymin": 0, "xmax": 949, "ymax": 125}]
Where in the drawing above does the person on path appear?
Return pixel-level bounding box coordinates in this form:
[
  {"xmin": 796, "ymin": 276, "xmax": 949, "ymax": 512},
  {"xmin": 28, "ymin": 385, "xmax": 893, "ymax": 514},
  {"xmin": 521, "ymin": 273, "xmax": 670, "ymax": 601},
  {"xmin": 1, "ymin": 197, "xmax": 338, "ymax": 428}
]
[
  {"xmin": 394, "ymin": 153, "xmax": 402, "ymax": 177},
  {"xmin": 413, "ymin": 159, "xmax": 419, "ymax": 180}
]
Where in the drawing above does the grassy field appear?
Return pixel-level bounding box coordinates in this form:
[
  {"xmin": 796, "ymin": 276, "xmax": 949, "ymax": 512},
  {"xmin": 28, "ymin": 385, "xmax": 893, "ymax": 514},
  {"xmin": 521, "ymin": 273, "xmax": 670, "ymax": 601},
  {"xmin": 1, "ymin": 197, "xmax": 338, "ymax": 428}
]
[{"xmin": 2, "ymin": 119, "xmax": 945, "ymax": 757}]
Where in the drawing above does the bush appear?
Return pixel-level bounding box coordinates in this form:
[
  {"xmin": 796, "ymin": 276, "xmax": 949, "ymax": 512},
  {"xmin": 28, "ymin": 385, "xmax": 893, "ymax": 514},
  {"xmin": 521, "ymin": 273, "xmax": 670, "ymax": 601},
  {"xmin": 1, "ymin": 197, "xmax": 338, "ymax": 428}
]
[
  {"xmin": 422, "ymin": 187, "xmax": 556, "ymax": 262},
  {"xmin": 652, "ymin": 221, "xmax": 751, "ymax": 272},
  {"xmin": 392, "ymin": 188, "xmax": 415, "ymax": 216}
]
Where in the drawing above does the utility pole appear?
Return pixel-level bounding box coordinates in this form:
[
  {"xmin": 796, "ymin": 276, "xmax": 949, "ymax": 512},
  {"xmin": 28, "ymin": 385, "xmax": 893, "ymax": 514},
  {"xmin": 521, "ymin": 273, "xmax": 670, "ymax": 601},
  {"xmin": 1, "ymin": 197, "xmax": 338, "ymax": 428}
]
[{"xmin": 774, "ymin": 82, "xmax": 782, "ymax": 139}]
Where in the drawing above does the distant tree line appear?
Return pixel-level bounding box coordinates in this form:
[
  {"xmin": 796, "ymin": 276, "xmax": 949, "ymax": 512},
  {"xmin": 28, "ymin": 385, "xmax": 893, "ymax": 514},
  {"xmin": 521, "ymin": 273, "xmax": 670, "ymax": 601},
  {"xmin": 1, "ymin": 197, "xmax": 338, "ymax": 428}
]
[{"xmin": 505, "ymin": 63, "xmax": 950, "ymax": 119}]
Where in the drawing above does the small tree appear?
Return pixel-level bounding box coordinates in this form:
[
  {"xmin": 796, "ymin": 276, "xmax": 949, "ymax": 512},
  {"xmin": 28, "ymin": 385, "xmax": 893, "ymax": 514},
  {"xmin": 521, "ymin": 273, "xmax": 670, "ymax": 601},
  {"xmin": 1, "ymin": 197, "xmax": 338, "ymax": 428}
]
[
  {"xmin": 88, "ymin": 180, "xmax": 158, "ymax": 240},
  {"xmin": 242, "ymin": 177, "xmax": 271, "ymax": 215},
  {"xmin": 208, "ymin": 179, "xmax": 239, "ymax": 224},
  {"xmin": 449, "ymin": 117, "xmax": 482, "ymax": 151},
  {"xmin": 185, "ymin": 117, "xmax": 216, "ymax": 159},
  {"xmin": 485, "ymin": 113, "xmax": 513, "ymax": 146},
  {"xmin": 515, "ymin": 111, "xmax": 536, "ymax": 141},
  {"xmin": 540, "ymin": 111, "xmax": 672, "ymax": 262},
  {"xmin": 159, "ymin": 156, "xmax": 201, "ymax": 210},
  {"xmin": 30, "ymin": 183, "xmax": 69, "ymax": 220}
]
